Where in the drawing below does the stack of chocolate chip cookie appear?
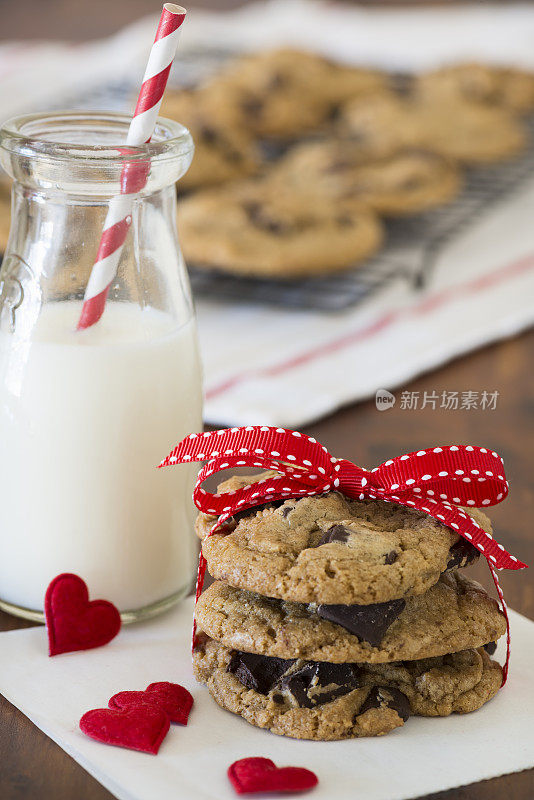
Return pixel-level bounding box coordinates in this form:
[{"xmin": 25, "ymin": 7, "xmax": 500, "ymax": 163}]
[{"xmin": 192, "ymin": 473, "xmax": 506, "ymax": 740}]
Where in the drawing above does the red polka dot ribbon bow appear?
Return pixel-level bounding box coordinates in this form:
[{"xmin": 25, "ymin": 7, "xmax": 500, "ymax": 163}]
[{"xmin": 160, "ymin": 426, "xmax": 527, "ymax": 683}]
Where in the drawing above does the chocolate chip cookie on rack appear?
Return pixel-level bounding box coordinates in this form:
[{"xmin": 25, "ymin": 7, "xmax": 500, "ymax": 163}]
[
  {"xmin": 342, "ymin": 91, "xmax": 527, "ymax": 165},
  {"xmin": 416, "ymin": 63, "xmax": 534, "ymax": 115},
  {"xmin": 268, "ymin": 138, "xmax": 462, "ymax": 217},
  {"xmin": 192, "ymin": 472, "xmax": 507, "ymax": 740},
  {"xmin": 208, "ymin": 48, "xmax": 390, "ymax": 140},
  {"xmin": 178, "ymin": 178, "xmax": 383, "ymax": 278},
  {"xmin": 160, "ymin": 87, "xmax": 261, "ymax": 191}
]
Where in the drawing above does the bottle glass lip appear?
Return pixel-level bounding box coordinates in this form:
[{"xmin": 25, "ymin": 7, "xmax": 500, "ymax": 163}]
[
  {"xmin": 0, "ymin": 110, "xmax": 194, "ymax": 193},
  {"xmin": 0, "ymin": 110, "xmax": 193, "ymax": 164}
]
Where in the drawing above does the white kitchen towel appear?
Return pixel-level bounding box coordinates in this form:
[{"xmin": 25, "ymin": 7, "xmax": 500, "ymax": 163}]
[
  {"xmin": 1, "ymin": 1, "xmax": 534, "ymax": 426},
  {"xmin": 3, "ymin": 0, "xmax": 534, "ymax": 120},
  {"xmin": 1, "ymin": 598, "xmax": 533, "ymax": 800}
]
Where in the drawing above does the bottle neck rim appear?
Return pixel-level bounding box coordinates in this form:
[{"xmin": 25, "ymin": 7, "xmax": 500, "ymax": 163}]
[{"xmin": 0, "ymin": 111, "xmax": 193, "ymax": 193}]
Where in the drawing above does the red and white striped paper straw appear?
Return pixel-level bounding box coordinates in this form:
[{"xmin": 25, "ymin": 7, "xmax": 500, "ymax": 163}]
[{"xmin": 77, "ymin": 4, "xmax": 186, "ymax": 330}]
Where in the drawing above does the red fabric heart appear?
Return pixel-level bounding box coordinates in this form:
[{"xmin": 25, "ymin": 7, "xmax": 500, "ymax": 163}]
[
  {"xmin": 45, "ymin": 573, "xmax": 121, "ymax": 656},
  {"xmin": 109, "ymin": 682, "xmax": 193, "ymax": 725},
  {"xmin": 228, "ymin": 758, "xmax": 318, "ymax": 795},
  {"xmin": 80, "ymin": 706, "xmax": 170, "ymax": 755}
]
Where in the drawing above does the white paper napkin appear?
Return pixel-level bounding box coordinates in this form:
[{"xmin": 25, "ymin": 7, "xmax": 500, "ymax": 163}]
[{"xmin": 1, "ymin": 598, "xmax": 533, "ymax": 800}]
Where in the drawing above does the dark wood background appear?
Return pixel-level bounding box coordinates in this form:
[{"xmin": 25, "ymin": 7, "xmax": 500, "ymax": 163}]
[{"xmin": 0, "ymin": 1, "xmax": 532, "ymax": 799}]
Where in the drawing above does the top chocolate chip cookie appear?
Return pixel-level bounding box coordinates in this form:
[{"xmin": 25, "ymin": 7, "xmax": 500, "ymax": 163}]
[{"xmin": 196, "ymin": 473, "xmax": 489, "ymax": 605}]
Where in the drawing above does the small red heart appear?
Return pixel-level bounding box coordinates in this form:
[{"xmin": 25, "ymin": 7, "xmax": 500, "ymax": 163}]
[
  {"xmin": 80, "ymin": 706, "xmax": 170, "ymax": 755},
  {"xmin": 45, "ymin": 573, "xmax": 121, "ymax": 656},
  {"xmin": 228, "ymin": 758, "xmax": 318, "ymax": 795},
  {"xmin": 109, "ymin": 682, "xmax": 193, "ymax": 725}
]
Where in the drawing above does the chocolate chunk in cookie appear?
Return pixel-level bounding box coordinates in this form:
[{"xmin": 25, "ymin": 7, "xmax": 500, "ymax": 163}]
[
  {"xmin": 240, "ymin": 94, "xmax": 265, "ymax": 118},
  {"xmin": 446, "ymin": 538, "xmax": 479, "ymax": 571},
  {"xmin": 359, "ymin": 686, "xmax": 411, "ymax": 722},
  {"xmin": 317, "ymin": 524, "xmax": 351, "ymax": 545},
  {"xmin": 483, "ymin": 641, "xmax": 497, "ymax": 656},
  {"xmin": 243, "ymin": 201, "xmax": 292, "ymax": 235},
  {"xmin": 317, "ymin": 526, "xmax": 405, "ymax": 576},
  {"xmin": 228, "ymin": 651, "xmax": 361, "ymax": 708},
  {"xmin": 315, "ymin": 598, "xmax": 406, "ymax": 647},
  {"xmin": 227, "ymin": 651, "xmax": 291, "ymax": 694},
  {"xmin": 280, "ymin": 661, "xmax": 361, "ymax": 708}
]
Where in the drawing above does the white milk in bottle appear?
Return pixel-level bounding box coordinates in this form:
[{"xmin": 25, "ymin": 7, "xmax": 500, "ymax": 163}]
[
  {"xmin": 0, "ymin": 111, "xmax": 201, "ymax": 619},
  {"xmin": 0, "ymin": 302, "xmax": 203, "ymax": 612}
]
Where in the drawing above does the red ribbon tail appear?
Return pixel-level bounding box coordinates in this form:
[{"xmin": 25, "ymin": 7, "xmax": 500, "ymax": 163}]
[
  {"xmin": 192, "ymin": 551, "xmax": 207, "ymax": 652},
  {"xmin": 488, "ymin": 563, "xmax": 510, "ymax": 686}
]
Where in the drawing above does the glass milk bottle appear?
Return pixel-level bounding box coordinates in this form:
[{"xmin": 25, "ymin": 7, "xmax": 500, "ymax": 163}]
[{"xmin": 0, "ymin": 111, "xmax": 202, "ymax": 621}]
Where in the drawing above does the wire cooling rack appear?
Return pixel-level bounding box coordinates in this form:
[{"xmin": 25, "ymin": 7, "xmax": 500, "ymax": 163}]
[
  {"xmin": 189, "ymin": 126, "xmax": 534, "ymax": 311},
  {"xmin": 61, "ymin": 60, "xmax": 534, "ymax": 312}
]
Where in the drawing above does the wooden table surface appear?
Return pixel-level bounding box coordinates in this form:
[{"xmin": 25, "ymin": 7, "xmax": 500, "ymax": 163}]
[{"xmin": 0, "ymin": 1, "xmax": 533, "ymax": 798}]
